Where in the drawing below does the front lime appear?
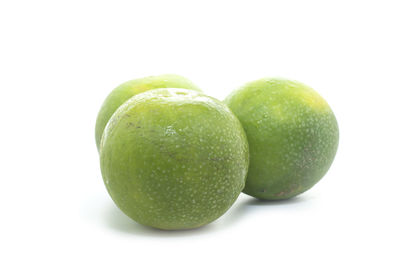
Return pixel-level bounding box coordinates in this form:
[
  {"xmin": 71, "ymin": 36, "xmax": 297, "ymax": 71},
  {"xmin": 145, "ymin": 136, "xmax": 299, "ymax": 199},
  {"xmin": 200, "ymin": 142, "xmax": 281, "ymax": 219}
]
[{"xmin": 100, "ymin": 88, "xmax": 249, "ymax": 229}]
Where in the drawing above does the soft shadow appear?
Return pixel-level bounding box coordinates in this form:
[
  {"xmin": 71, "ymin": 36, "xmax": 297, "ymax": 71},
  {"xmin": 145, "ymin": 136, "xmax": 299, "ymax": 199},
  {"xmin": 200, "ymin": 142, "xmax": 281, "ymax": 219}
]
[
  {"xmin": 215, "ymin": 195, "xmax": 311, "ymax": 227},
  {"xmin": 104, "ymin": 202, "xmax": 218, "ymax": 237},
  {"xmin": 244, "ymin": 195, "xmax": 309, "ymax": 206},
  {"xmin": 104, "ymin": 194, "xmax": 311, "ymax": 236}
]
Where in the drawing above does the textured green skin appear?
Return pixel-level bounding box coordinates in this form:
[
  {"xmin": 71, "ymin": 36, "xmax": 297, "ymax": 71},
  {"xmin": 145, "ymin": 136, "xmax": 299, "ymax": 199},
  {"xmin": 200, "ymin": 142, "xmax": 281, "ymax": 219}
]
[
  {"xmin": 225, "ymin": 78, "xmax": 339, "ymax": 200},
  {"xmin": 100, "ymin": 88, "xmax": 249, "ymax": 230},
  {"xmin": 95, "ymin": 74, "xmax": 201, "ymax": 151}
]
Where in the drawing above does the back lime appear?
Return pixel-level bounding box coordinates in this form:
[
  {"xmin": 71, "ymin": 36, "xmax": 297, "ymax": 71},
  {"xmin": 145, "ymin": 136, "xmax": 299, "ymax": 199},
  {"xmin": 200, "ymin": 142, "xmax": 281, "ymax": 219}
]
[{"xmin": 225, "ymin": 78, "xmax": 339, "ymax": 200}]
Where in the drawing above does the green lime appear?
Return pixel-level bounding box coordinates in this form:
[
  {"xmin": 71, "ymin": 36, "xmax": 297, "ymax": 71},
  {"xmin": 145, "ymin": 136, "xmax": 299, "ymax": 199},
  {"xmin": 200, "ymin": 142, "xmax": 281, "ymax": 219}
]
[
  {"xmin": 95, "ymin": 74, "xmax": 201, "ymax": 151},
  {"xmin": 225, "ymin": 78, "xmax": 339, "ymax": 200},
  {"xmin": 100, "ymin": 88, "xmax": 249, "ymax": 229}
]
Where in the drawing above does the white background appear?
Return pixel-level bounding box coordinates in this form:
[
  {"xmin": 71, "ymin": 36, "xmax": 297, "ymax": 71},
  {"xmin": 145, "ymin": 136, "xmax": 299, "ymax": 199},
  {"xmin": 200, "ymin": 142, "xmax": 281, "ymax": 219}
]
[{"xmin": 1, "ymin": 0, "xmax": 399, "ymax": 266}]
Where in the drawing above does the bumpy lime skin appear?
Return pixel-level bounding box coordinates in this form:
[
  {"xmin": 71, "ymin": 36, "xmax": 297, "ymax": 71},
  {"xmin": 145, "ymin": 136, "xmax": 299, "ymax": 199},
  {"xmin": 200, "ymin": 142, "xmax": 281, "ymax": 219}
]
[
  {"xmin": 225, "ymin": 78, "xmax": 339, "ymax": 200},
  {"xmin": 95, "ymin": 74, "xmax": 201, "ymax": 151},
  {"xmin": 100, "ymin": 88, "xmax": 249, "ymax": 230}
]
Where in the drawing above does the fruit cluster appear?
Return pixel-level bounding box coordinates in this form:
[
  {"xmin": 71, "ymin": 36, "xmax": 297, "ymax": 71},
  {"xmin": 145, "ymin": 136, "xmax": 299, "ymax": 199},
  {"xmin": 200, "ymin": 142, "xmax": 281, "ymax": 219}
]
[{"xmin": 95, "ymin": 74, "xmax": 339, "ymax": 230}]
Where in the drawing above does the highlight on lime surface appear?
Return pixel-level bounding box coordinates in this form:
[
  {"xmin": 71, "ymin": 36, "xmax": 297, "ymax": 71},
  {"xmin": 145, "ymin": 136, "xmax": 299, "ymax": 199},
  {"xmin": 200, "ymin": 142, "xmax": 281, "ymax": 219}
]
[
  {"xmin": 95, "ymin": 74, "xmax": 201, "ymax": 151},
  {"xmin": 225, "ymin": 77, "xmax": 339, "ymax": 200},
  {"xmin": 100, "ymin": 88, "xmax": 249, "ymax": 230}
]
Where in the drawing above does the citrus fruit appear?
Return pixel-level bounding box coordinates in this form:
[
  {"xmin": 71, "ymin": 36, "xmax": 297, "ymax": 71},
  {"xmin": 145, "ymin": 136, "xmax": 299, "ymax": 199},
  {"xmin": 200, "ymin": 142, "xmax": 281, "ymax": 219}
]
[
  {"xmin": 225, "ymin": 78, "xmax": 339, "ymax": 200},
  {"xmin": 100, "ymin": 88, "xmax": 249, "ymax": 229},
  {"xmin": 95, "ymin": 74, "xmax": 201, "ymax": 151}
]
